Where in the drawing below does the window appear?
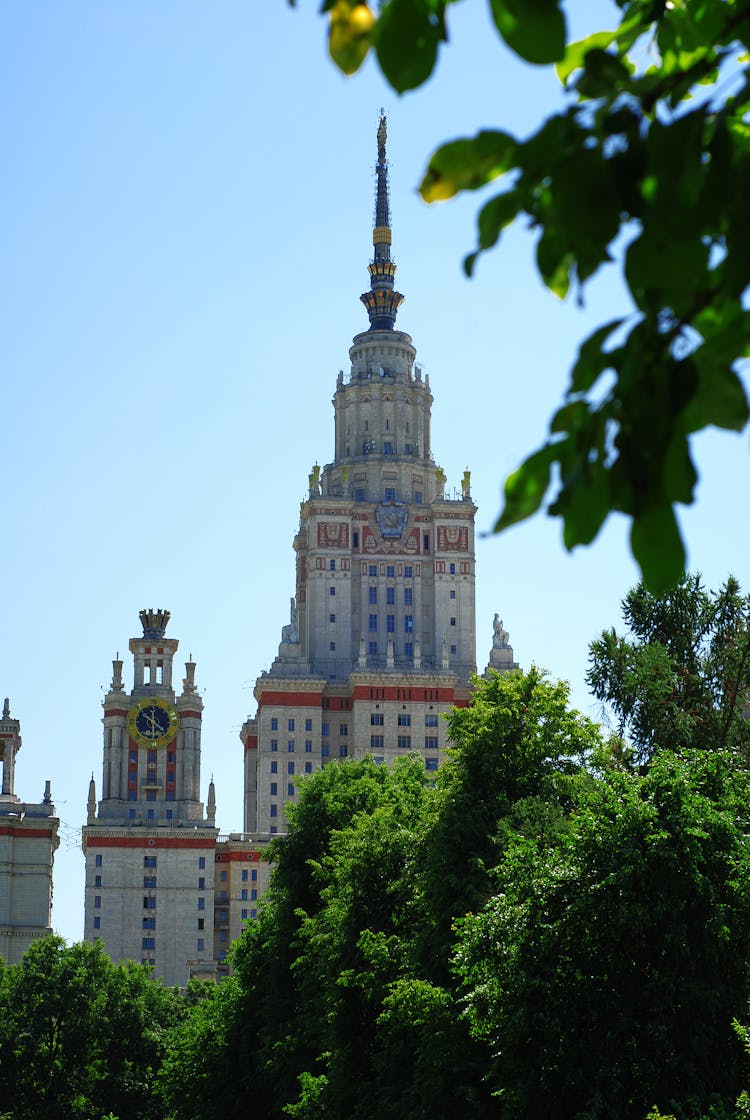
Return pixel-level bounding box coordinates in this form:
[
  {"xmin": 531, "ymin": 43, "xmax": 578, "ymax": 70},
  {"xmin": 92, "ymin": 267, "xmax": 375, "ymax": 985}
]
[
  {"xmin": 93, "ymin": 916, "xmax": 101, "ymax": 929},
  {"xmin": 250, "ymin": 909, "xmax": 258, "ymax": 919},
  {"xmin": 270, "ymin": 825, "xmax": 278, "ymax": 834},
  {"xmin": 270, "ymin": 783, "xmax": 278, "ymax": 795},
  {"xmin": 129, "ymin": 750, "xmax": 137, "ymax": 764},
  {"xmin": 355, "ymin": 488, "xmax": 366, "ymax": 502},
  {"xmin": 197, "ymin": 938, "xmax": 205, "ymax": 952},
  {"xmin": 95, "ymin": 854, "xmax": 102, "ymax": 867},
  {"xmin": 369, "ymin": 586, "xmax": 377, "ymax": 604},
  {"xmin": 405, "ymin": 642, "xmax": 414, "ymax": 657},
  {"xmin": 94, "ymin": 896, "xmax": 101, "ymax": 909},
  {"xmin": 423, "ymin": 533, "xmax": 430, "ymax": 552},
  {"xmin": 198, "ymin": 877, "xmax": 205, "ymax": 889},
  {"xmin": 329, "ymin": 641, "xmax": 336, "ymax": 651},
  {"xmin": 368, "ymin": 641, "xmax": 378, "ymax": 655},
  {"xmin": 386, "ymin": 565, "xmax": 395, "ymax": 578},
  {"xmin": 128, "ymin": 791, "xmax": 136, "ymax": 802},
  {"xmin": 397, "ymin": 735, "xmax": 412, "ymax": 748},
  {"xmin": 288, "ymin": 718, "xmax": 295, "ymax": 732},
  {"xmin": 166, "ymin": 791, "xmax": 174, "ymax": 802},
  {"xmin": 271, "ymin": 760, "xmax": 278, "ymax": 774},
  {"xmin": 271, "ymin": 740, "xmax": 278, "ymax": 752},
  {"xmin": 95, "ymin": 874, "xmax": 102, "ymax": 888},
  {"xmin": 339, "ymin": 745, "xmax": 348, "ymax": 758},
  {"xmin": 129, "ymin": 769, "xmax": 136, "ymax": 783},
  {"xmin": 353, "ymin": 531, "xmax": 359, "ymax": 548},
  {"xmin": 148, "ymin": 750, "xmax": 156, "ymax": 764},
  {"xmin": 129, "ymin": 805, "xmax": 136, "ymax": 815},
  {"xmin": 450, "ymin": 617, "xmax": 456, "ymax": 627},
  {"xmin": 168, "ymin": 750, "xmax": 175, "ymax": 763},
  {"xmin": 369, "ymin": 613, "xmax": 378, "ymax": 631},
  {"xmin": 450, "ymin": 644, "xmax": 457, "ymax": 654},
  {"xmin": 398, "ymin": 714, "xmax": 411, "ymax": 726},
  {"xmin": 384, "ymin": 444, "xmax": 394, "ymax": 458},
  {"xmin": 251, "ymin": 889, "xmax": 258, "ymax": 901},
  {"xmin": 413, "ymin": 490, "xmax": 423, "ymax": 503},
  {"xmin": 426, "ymin": 758, "xmax": 439, "ymax": 772},
  {"xmin": 305, "ymin": 761, "xmax": 312, "ymax": 774},
  {"xmin": 199, "ymin": 857, "xmax": 206, "ymax": 869},
  {"xmin": 198, "ymin": 898, "xmax": 205, "ymax": 911},
  {"xmin": 322, "ymin": 722, "xmax": 330, "ymax": 736},
  {"xmin": 425, "ymin": 736, "xmax": 439, "ymax": 750},
  {"xmin": 220, "ymin": 870, "xmax": 227, "ymax": 882},
  {"xmin": 142, "ymin": 938, "xmax": 155, "ymax": 951},
  {"xmin": 241, "ymin": 888, "xmax": 248, "ymax": 901},
  {"xmin": 143, "ymin": 896, "xmax": 156, "ymax": 909},
  {"xmin": 369, "ymin": 565, "xmax": 377, "ymax": 576},
  {"xmin": 405, "ymin": 615, "xmax": 414, "ymax": 632},
  {"xmin": 288, "ymin": 740, "xmax": 295, "ymax": 752},
  {"xmin": 449, "ymin": 563, "xmax": 456, "ymax": 574},
  {"xmin": 198, "ymin": 918, "xmax": 204, "ymax": 930},
  {"xmin": 242, "ymin": 909, "xmax": 248, "ymax": 920},
  {"xmin": 288, "ymin": 761, "xmax": 295, "ymax": 775},
  {"xmin": 143, "ymin": 916, "xmax": 155, "ymax": 929},
  {"xmin": 220, "ymin": 931, "xmax": 227, "ymax": 943},
  {"xmin": 450, "ymin": 590, "xmax": 456, "ymax": 599},
  {"xmin": 384, "ymin": 486, "xmax": 396, "ymax": 501},
  {"xmin": 371, "ymin": 713, "xmax": 384, "ymax": 726},
  {"xmin": 144, "ymin": 855, "xmax": 157, "ymax": 868},
  {"xmin": 271, "ymin": 717, "xmax": 278, "ymax": 730},
  {"xmin": 144, "ymin": 876, "xmax": 156, "ymax": 888},
  {"xmin": 305, "ymin": 718, "xmax": 312, "ymax": 731},
  {"xmin": 387, "ymin": 615, "xmax": 395, "ymax": 632},
  {"xmin": 387, "ymin": 586, "xmax": 395, "ymax": 605},
  {"xmin": 329, "ymin": 585, "xmax": 336, "ymax": 596},
  {"xmin": 322, "ymin": 744, "xmax": 330, "ymax": 756},
  {"xmin": 371, "ymin": 735, "xmax": 384, "ymax": 748},
  {"xmin": 270, "ymin": 804, "xmax": 278, "ymax": 818},
  {"xmin": 305, "ymin": 740, "xmax": 312, "ymax": 752},
  {"xmin": 251, "ymin": 869, "xmax": 257, "ymax": 881},
  {"xmin": 339, "ymin": 723, "xmax": 348, "ymax": 736},
  {"xmin": 329, "ymin": 559, "xmax": 336, "ymax": 570},
  {"xmin": 404, "ymin": 566, "xmax": 412, "ymax": 577},
  {"xmin": 242, "ymin": 869, "xmax": 248, "ymax": 882},
  {"xmin": 404, "ymin": 587, "xmax": 413, "ymax": 605},
  {"xmin": 425, "ymin": 714, "xmax": 439, "ymax": 727},
  {"xmin": 287, "ymin": 782, "xmax": 295, "ymax": 796}
]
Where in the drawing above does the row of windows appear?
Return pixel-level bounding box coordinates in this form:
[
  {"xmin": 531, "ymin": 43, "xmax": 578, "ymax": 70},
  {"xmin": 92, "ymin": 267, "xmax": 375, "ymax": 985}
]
[
  {"xmin": 353, "ymin": 486, "xmax": 422, "ymax": 502},
  {"xmin": 368, "ymin": 564, "xmax": 413, "ymax": 578},
  {"xmin": 370, "ymin": 735, "xmax": 441, "ymax": 750},
  {"xmin": 270, "ymin": 718, "xmax": 317, "ymax": 732},
  {"xmin": 129, "ymin": 749, "xmax": 176, "ymax": 765}
]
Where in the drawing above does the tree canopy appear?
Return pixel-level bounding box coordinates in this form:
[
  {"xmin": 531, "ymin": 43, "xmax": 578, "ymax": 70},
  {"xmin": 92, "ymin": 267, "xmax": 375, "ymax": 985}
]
[{"xmin": 314, "ymin": 0, "xmax": 750, "ymax": 592}]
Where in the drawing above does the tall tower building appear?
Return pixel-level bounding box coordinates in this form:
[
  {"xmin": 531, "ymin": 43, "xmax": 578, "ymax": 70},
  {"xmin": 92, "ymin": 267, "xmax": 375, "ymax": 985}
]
[
  {"xmin": 0, "ymin": 699, "xmax": 59, "ymax": 964},
  {"xmin": 82, "ymin": 610, "xmax": 218, "ymax": 987},
  {"xmin": 241, "ymin": 113, "xmax": 510, "ymax": 836}
]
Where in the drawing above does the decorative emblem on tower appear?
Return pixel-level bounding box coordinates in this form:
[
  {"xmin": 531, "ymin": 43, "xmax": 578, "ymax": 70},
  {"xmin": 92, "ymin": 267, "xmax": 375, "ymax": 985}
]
[
  {"xmin": 360, "ymin": 110, "xmax": 404, "ymax": 331},
  {"xmin": 376, "ymin": 500, "xmax": 408, "ymax": 538}
]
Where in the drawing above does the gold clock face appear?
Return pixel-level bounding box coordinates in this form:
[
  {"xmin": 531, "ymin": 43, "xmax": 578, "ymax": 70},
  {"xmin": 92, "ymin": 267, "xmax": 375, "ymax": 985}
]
[{"xmin": 127, "ymin": 697, "xmax": 179, "ymax": 748}]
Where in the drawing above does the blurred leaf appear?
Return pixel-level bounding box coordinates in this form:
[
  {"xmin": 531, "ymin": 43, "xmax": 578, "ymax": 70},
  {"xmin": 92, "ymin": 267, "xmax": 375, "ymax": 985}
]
[
  {"xmin": 556, "ymin": 30, "xmax": 617, "ymax": 84},
  {"xmin": 569, "ymin": 320, "xmax": 624, "ymax": 392},
  {"xmin": 495, "ymin": 444, "xmax": 556, "ymax": 531},
  {"xmin": 630, "ymin": 504, "xmax": 686, "ymax": 595},
  {"xmin": 489, "ymin": 0, "xmax": 566, "ymax": 65},
  {"xmin": 374, "ymin": 0, "xmax": 444, "ymax": 93},
  {"xmin": 421, "ymin": 131, "xmax": 517, "ymax": 202},
  {"xmin": 327, "ymin": 1, "xmax": 375, "ymax": 74}
]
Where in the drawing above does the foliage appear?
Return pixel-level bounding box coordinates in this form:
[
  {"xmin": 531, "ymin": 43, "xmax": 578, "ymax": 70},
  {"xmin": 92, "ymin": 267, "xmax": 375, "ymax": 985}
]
[
  {"xmin": 0, "ymin": 936, "xmax": 183, "ymax": 1120},
  {"xmin": 313, "ymin": 0, "xmax": 750, "ymax": 591},
  {"xmin": 453, "ymin": 749, "xmax": 750, "ymax": 1120},
  {"xmin": 588, "ymin": 574, "xmax": 750, "ymax": 763}
]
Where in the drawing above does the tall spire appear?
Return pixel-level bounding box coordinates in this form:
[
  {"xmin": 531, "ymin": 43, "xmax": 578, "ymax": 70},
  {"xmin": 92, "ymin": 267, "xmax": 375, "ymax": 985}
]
[{"xmin": 360, "ymin": 110, "xmax": 404, "ymax": 331}]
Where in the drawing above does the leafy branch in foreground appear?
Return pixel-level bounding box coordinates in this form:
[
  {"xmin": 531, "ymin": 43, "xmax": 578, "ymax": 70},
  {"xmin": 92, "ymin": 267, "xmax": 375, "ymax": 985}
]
[{"xmin": 315, "ymin": 0, "xmax": 750, "ymax": 591}]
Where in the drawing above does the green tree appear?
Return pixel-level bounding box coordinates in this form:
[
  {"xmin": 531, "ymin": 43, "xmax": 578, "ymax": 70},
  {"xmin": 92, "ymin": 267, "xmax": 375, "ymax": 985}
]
[
  {"xmin": 314, "ymin": 0, "xmax": 750, "ymax": 591},
  {"xmin": 588, "ymin": 574, "xmax": 750, "ymax": 764},
  {"xmin": 0, "ymin": 936, "xmax": 183, "ymax": 1120},
  {"xmin": 453, "ymin": 749, "xmax": 750, "ymax": 1120},
  {"xmin": 420, "ymin": 667, "xmax": 603, "ymax": 976}
]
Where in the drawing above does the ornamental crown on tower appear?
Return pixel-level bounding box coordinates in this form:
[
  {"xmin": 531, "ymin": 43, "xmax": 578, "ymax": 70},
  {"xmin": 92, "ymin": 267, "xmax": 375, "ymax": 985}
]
[
  {"xmin": 139, "ymin": 609, "xmax": 171, "ymax": 639},
  {"xmin": 360, "ymin": 110, "xmax": 404, "ymax": 331}
]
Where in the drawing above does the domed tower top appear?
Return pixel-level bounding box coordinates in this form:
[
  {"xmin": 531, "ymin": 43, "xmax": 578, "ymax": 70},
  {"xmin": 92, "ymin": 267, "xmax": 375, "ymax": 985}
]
[{"xmin": 360, "ymin": 111, "xmax": 404, "ymax": 330}]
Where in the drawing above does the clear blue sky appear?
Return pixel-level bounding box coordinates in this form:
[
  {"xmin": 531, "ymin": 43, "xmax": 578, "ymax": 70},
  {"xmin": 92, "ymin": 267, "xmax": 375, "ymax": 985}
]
[{"xmin": 2, "ymin": 2, "xmax": 748, "ymax": 946}]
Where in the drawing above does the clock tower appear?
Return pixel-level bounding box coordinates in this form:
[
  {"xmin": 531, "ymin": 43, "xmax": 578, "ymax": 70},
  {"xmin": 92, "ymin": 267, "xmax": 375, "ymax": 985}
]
[{"xmin": 82, "ymin": 609, "xmax": 218, "ymax": 987}]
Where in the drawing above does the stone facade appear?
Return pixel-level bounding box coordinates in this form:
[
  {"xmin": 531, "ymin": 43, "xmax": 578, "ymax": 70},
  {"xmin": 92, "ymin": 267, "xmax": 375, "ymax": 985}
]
[{"xmin": 0, "ymin": 699, "xmax": 59, "ymax": 964}]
